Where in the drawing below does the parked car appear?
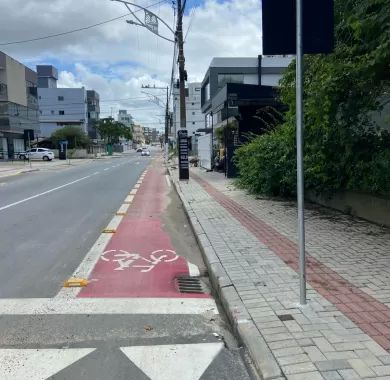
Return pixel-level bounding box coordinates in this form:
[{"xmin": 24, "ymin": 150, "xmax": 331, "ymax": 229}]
[
  {"xmin": 19, "ymin": 148, "xmax": 54, "ymax": 161},
  {"xmin": 136, "ymin": 148, "xmax": 143, "ymax": 152},
  {"xmin": 141, "ymin": 150, "xmax": 150, "ymax": 157}
]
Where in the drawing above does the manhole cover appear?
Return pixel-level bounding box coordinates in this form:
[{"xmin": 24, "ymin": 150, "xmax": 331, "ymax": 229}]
[{"xmin": 277, "ymin": 314, "xmax": 294, "ymax": 321}]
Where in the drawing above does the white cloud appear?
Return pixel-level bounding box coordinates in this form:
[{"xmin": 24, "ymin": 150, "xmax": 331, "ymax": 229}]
[{"xmin": 0, "ymin": 0, "xmax": 262, "ymax": 129}]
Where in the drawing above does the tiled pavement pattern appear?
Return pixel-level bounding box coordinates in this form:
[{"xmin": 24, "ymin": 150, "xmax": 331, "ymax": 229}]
[{"xmin": 172, "ymin": 167, "xmax": 390, "ymax": 379}]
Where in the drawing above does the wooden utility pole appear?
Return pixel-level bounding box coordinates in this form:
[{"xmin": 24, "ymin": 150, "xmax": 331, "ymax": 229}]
[{"xmin": 177, "ymin": 0, "xmax": 186, "ymax": 130}]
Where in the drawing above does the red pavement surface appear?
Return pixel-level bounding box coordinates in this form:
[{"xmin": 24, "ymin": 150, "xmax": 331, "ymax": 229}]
[
  {"xmin": 79, "ymin": 164, "xmax": 208, "ymax": 298},
  {"xmin": 192, "ymin": 172, "xmax": 390, "ymax": 351}
]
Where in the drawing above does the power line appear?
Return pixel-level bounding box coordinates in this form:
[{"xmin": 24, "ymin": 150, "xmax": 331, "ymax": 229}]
[{"xmin": 0, "ymin": 0, "xmax": 169, "ymax": 46}]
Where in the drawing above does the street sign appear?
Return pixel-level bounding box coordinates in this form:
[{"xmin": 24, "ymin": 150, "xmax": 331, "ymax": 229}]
[
  {"xmin": 262, "ymin": 0, "xmax": 334, "ymax": 55},
  {"xmin": 178, "ymin": 129, "xmax": 189, "ymax": 180}
]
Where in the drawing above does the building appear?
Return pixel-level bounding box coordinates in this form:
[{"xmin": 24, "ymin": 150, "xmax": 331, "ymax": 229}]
[
  {"xmin": 118, "ymin": 109, "xmax": 133, "ymax": 127},
  {"xmin": 87, "ymin": 90, "xmax": 100, "ymax": 140},
  {"xmin": 132, "ymin": 124, "xmax": 144, "ymax": 145},
  {"xmin": 143, "ymin": 127, "xmax": 152, "ymax": 144},
  {"xmin": 151, "ymin": 128, "xmax": 159, "ymax": 143},
  {"xmin": 37, "ymin": 65, "xmax": 88, "ymax": 138},
  {"xmin": 172, "ymin": 81, "xmax": 203, "ymax": 152},
  {"xmin": 117, "ymin": 110, "xmax": 133, "ymax": 151},
  {"xmin": 0, "ymin": 51, "xmax": 39, "ymax": 159},
  {"xmin": 199, "ymin": 56, "xmax": 292, "ymax": 176}
]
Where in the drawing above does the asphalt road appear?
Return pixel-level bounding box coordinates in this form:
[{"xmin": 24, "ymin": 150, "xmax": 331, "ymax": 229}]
[
  {"xmin": 0, "ymin": 153, "xmax": 254, "ymax": 379},
  {"xmin": 0, "ymin": 153, "xmax": 149, "ymax": 298}
]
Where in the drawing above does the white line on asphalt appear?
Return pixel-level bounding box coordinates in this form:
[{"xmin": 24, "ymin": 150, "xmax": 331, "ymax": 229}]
[
  {"xmin": 117, "ymin": 203, "xmax": 130, "ymax": 214},
  {"xmin": 165, "ymin": 174, "xmax": 171, "ymax": 188},
  {"xmin": 0, "ymin": 175, "xmax": 92, "ymax": 212},
  {"xmin": 188, "ymin": 262, "xmax": 201, "ymax": 277},
  {"xmin": 130, "ymin": 189, "xmax": 137, "ymax": 195},
  {"xmin": 103, "ymin": 168, "xmax": 109, "ymax": 171},
  {"xmin": 0, "ymin": 298, "xmax": 218, "ymax": 315},
  {"xmin": 93, "ymin": 171, "xmax": 100, "ymax": 175}
]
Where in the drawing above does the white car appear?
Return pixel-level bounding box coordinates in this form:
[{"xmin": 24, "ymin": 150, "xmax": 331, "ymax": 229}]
[
  {"xmin": 141, "ymin": 150, "xmax": 150, "ymax": 157},
  {"xmin": 19, "ymin": 148, "xmax": 54, "ymax": 161}
]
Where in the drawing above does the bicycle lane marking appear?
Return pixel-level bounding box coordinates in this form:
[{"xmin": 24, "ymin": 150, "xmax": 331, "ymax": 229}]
[{"xmin": 78, "ymin": 164, "xmax": 209, "ymax": 298}]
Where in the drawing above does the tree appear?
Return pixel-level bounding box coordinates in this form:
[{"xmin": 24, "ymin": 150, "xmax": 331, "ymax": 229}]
[
  {"xmin": 96, "ymin": 117, "xmax": 133, "ymax": 144},
  {"xmin": 51, "ymin": 126, "xmax": 90, "ymax": 149},
  {"xmin": 235, "ymin": 0, "xmax": 390, "ymax": 197}
]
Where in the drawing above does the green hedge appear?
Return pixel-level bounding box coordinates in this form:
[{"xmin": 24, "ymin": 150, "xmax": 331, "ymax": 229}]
[{"xmin": 235, "ymin": 0, "xmax": 390, "ymax": 198}]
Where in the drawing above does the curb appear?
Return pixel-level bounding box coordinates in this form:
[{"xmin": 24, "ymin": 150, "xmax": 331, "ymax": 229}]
[
  {"xmin": 20, "ymin": 168, "xmax": 40, "ymax": 174},
  {"xmin": 168, "ymin": 168, "xmax": 284, "ymax": 380}
]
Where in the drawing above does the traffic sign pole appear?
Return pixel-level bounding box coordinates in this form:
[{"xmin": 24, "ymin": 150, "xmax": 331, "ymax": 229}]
[{"xmin": 296, "ymin": 0, "xmax": 306, "ymax": 305}]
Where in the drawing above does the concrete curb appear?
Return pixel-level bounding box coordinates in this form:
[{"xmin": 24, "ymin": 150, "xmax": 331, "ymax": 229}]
[{"xmin": 168, "ymin": 168, "xmax": 284, "ymax": 380}]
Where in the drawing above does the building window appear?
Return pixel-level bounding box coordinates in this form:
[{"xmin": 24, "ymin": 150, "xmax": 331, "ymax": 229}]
[
  {"xmin": 51, "ymin": 110, "xmax": 55, "ymax": 115},
  {"xmin": 38, "ymin": 96, "xmax": 41, "ymax": 100},
  {"xmin": 59, "ymin": 110, "xmax": 65, "ymax": 115},
  {"xmin": 195, "ymin": 88, "xmax": 201, "ymax": 92},
  {"xmin": 217, "ymin": 74, "xmax": 244, "ymax": 89},
  {"xmin": 58, "ymin": 96, "xmax": 64, "ymax": 101},
  {"xmin": 192, "ymin": 122, "xmax": 195, "ymax": 125},
  {"xmin": 192, "ymin": 103, "xmax": 195, "ymax": 106},
  {"xmin": 192, "ymin": 112, "xmax": 195, "ymax": 115}
]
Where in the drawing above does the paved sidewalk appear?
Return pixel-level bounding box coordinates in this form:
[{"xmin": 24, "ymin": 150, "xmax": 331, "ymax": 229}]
[{"xmin": 170, "ymin": 166, "xmax": 390, "ymax": 380}]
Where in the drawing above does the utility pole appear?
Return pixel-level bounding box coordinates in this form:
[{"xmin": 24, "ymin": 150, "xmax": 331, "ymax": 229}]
[
  {"xmin": 177, "ymin": 0, "xmax": 186, "ymax": 130},
  {"xmin": 141, "ymin": 85, "xmax": 169, "ymax": 156}
]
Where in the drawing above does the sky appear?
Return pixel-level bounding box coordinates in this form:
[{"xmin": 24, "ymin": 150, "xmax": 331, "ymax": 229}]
[{"xmin": 0, "ymin": 0, "xmax": 262, "ymax": 131}]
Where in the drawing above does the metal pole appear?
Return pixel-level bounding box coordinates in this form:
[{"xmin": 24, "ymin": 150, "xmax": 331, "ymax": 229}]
[
  {"xmin": 296, "ymin": 0, "xmax": 306, "ymax": 305},
  {"xmin": 28, "ymin": 134, "xmax": 32, "ymax": 169}
]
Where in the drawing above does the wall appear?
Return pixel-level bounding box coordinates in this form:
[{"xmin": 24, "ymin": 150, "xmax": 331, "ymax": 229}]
[
  {"xmin": 198, "ymin": 134, "xmax": 212, "ymax": 170},
  {"xmin": 5, "ymin": 55, "xmax": 27, "ymax": 106},
  {"xmin": 307, "ymin": 191, "xmax": 390, "ymax": 228}
]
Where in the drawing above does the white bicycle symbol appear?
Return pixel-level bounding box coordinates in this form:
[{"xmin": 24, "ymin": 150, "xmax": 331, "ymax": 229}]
[{"xmin": 100, "ymin": 249, "xmax": 179, "ymax": 272}]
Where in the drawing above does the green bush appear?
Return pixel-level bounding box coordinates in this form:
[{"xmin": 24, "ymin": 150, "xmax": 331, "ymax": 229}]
[{"xmin": 235, "ymin": 0, "xmax": 390, "ymax": 198}]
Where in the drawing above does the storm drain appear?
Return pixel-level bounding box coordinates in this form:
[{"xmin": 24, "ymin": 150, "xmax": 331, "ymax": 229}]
[{"xmin": 176, "ymin": 276, "xmax": 206, "ymax": 294}]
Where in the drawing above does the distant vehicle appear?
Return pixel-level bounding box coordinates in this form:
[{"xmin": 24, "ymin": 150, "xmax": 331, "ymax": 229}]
[
  {"xmin": 142, "ymin": 146, "xmax": 148, "ymax": 150},
  {"xmin": 19, "ymin": 148, "xmax": 54, "ymax": 161},
  {"xmin": 136, "ymin": 148, "xmax": 143, "ymax": 152},
  {"xmin": 141, "ymin": 150, "xmax": 150, "ymax": 157}
]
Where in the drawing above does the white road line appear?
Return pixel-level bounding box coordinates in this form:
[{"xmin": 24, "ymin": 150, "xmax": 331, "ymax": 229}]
[
  {"xmin": 188, "ymin": 262, "xmax": 200, "ymax": 277},
  {"xmin": 55, "ymin": 232, "xmax": 113, "ymax": 299},
  {"xmin": 0, "ymin": 175, "xmax": 91, "ymax": 212},
  {"xmin": 103, "ymin": 168, "xmax": 109, "ymax": 171},
  {"xmin": 0, "ymin": 348, "xmax": 96, "ymax": 380},
  {"xmin": 117, "ymin": 203, "xmax": 130, "ymax": 214},
  {"xmin": 104, "ymin": 215, "xmax": 123, "ymax": 231},
  {"xmin": 93, "ymin": 171, "xmax": 100, "ymax": 175},
  {"xmin": 0, "ymin": 298, "xmax": 218, "ymax": 315},
  {"xmin": 130, "ymin": 189, "xmax": 137, "ymax": 195},
  {"xmin": 134, "ymin": 184, "xmax": 140, "ymax": 189},
  {"xmin": 121, "ymin": 343, "xmax": 223, "ymax": 380},
  {"xmin": 125, "ymin": 195, "xmax": 134, "ymax": 203},
  {"xmin": 165, "ymin": 174, "xmax": 171, "ymax": 188}
]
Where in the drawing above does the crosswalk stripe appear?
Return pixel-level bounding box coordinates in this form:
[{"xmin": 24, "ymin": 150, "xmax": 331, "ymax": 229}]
[
  {"xmin": 0, "ymin": 348, "xmax": 95, "ymax": 380},
  {"xmin": 0, "ymin": 298, "xmax": 218, "ymax": 315},
  {"xmin": 121, "ymin": 343, "xmax": 223, "ymax": 380}
]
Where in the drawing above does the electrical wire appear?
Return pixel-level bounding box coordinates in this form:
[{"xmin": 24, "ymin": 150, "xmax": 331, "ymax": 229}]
[{"xmin": 0, "ymin": 0, "xmax": 169, "ymax": 46}]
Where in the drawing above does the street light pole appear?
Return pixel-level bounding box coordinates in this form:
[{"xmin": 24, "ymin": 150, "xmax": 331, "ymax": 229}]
[{"xmin": 296, "ymin": 0, "xmax": 306, "ymax": 305}]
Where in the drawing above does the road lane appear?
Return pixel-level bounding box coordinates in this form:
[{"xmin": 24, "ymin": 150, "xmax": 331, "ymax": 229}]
[{"xmin": 0, "ymin": 155, "xmax": 150, "ymax": 298}]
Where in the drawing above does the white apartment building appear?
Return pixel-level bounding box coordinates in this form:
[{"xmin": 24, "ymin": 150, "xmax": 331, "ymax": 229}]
[
  {"xmin": 172, "ymin": 82, "xmax": 203, "ymax": 148},
  {"xmin": 37, "ymin": 65, "xmax": 88, "ymax": 138}
]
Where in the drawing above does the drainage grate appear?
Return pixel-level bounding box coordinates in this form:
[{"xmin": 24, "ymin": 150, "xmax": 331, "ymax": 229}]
[{"xmin": 176, "ymin": 276, "xmax": 205, "ymax": 294}]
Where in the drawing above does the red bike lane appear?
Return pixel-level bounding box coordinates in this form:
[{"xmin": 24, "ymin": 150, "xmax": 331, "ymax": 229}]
[{"xmin": 78, "ymin": 161, "xmax": 209, "ymax": 298}]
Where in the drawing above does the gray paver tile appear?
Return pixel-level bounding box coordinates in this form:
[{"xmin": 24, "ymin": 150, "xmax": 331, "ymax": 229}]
[
  {"xmin": 374, "ymin": 366, "xmax": 390, "ymax": 376},
  {"xmin": 287, "ymin": 371, "xmax": 325, "ymax": 380},
  {"xmin": 282, "ymin": 362, "xmax": 318, "ymax": 375},
  {"xmin": 315, "ymin": 360, "xmax": 352, "ymax": 371},
  {"xmin": 348, "ymin": 359, "xmax": 376, "ymax": 378},
  {"xmin": 337, "ymin": 369, "xmax": 361, "ymax": 379},
  {"xmin": 322, "ymin": 371, "xmax": 343, "ymax": 380}
]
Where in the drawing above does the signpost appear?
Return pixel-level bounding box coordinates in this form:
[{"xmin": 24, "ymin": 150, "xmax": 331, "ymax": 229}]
[
  {"xmin": 178, "ymin": 130, "xmax": 189, "ymax": 180},
  {"xmin": 262, "ymin": 0, "xmax": 334, "ymax": 305}
]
